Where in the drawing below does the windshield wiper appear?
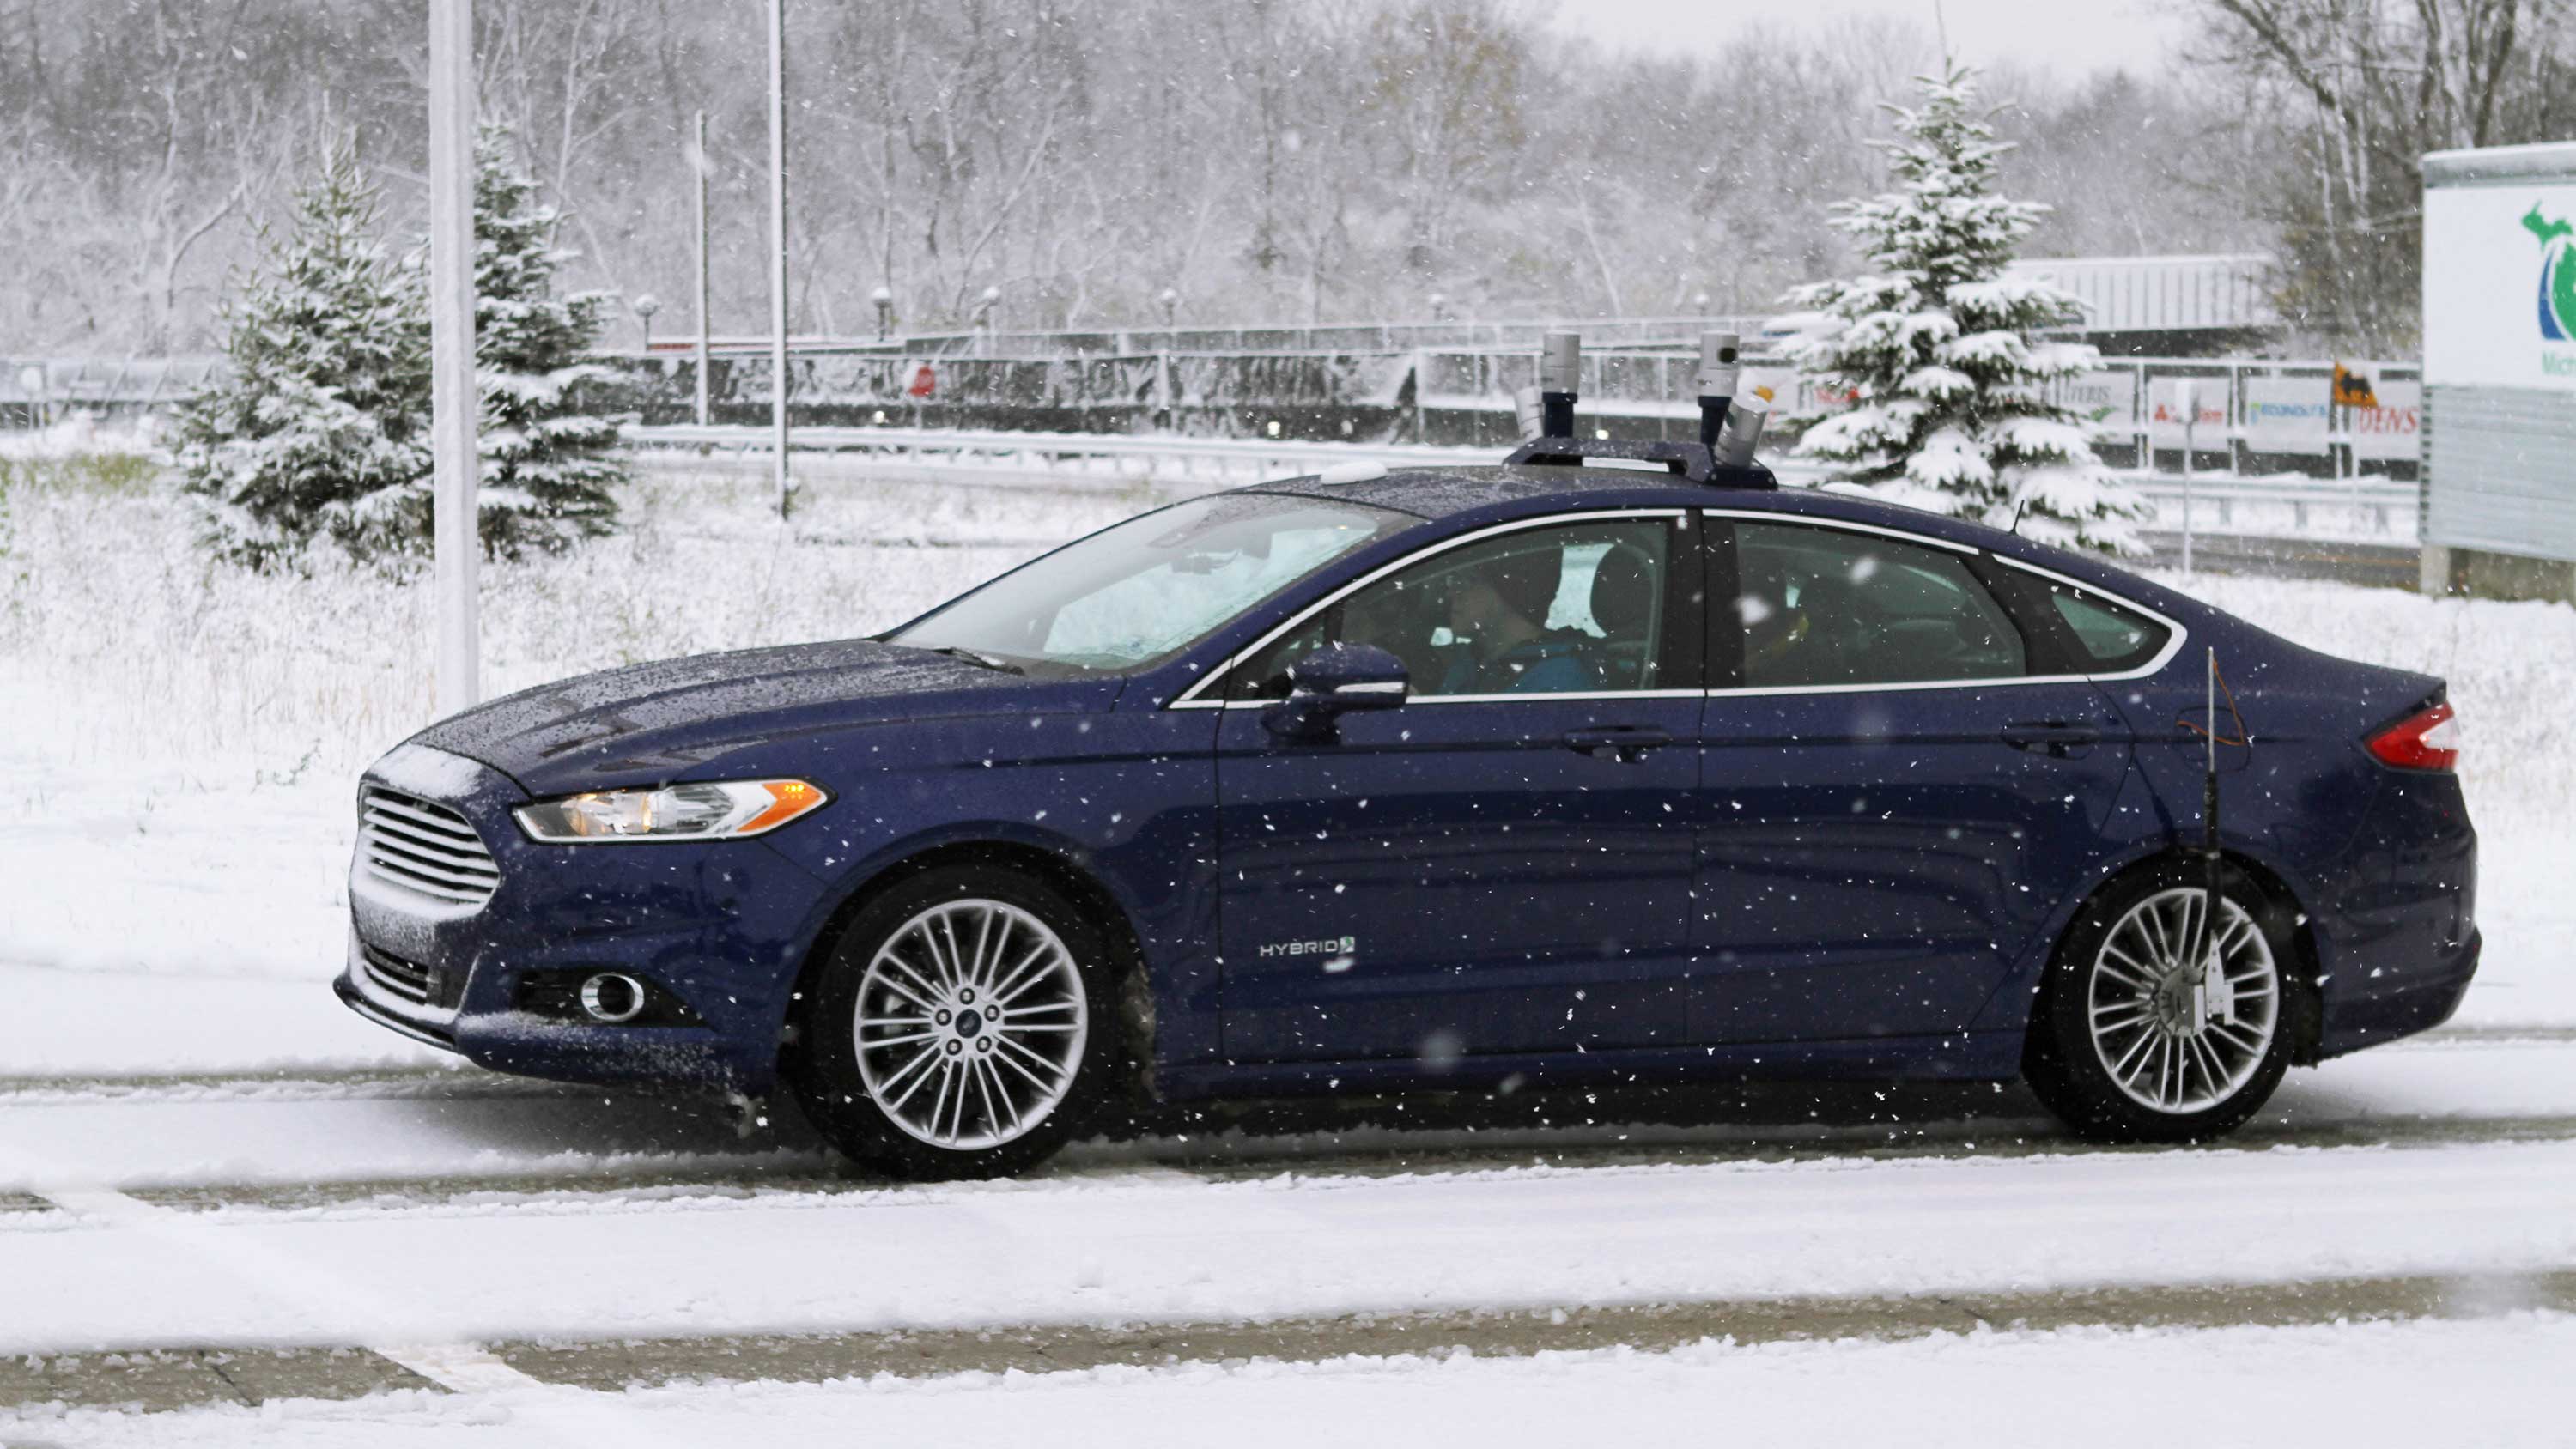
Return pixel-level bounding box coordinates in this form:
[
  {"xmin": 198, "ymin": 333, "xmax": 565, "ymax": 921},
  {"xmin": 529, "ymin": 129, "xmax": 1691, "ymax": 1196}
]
[{"xmin": 924, "ymin": 645, "xmax": 1026, "ymax": 676}]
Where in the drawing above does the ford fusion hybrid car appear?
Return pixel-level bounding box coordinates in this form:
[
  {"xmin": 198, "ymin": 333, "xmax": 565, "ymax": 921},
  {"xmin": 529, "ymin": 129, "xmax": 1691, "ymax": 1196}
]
[{"xmin": 337, "ymin": 429, "xmax": 2477, "ymax": 1179}]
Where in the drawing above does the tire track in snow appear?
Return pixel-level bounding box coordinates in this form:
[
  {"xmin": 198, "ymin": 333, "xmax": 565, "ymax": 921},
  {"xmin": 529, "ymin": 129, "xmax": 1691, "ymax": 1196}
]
[
  {"xmin": 9, "ymin": 1173, "xmax": 701, "ymax": 1443},
  {"xmin": 10, "ymin": 1268, "xmax": 2573, "ymax": 1412}
]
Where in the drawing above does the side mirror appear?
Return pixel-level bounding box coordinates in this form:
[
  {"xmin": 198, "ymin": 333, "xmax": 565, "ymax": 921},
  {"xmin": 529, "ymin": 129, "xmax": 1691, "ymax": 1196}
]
[{"xmin": 1261, "ymin": 643, "xmax": 1408, "ymax": 741}]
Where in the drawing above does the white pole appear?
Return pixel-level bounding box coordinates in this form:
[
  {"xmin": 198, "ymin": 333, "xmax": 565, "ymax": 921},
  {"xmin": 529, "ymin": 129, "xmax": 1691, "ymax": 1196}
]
[
  {"xmin": 2174, "ymin": 377, "xmax": 2197, "ymax": 579},
  {"xmin": 694, "ymin": 108, "xmax": 712, "ymax": 430},
  {"xmin": 766, "ymin": 0, "xmax": 791, "ymax": 518},
  {"xmin": 428, "ymin": 0, "xmax": 479, "ymax": 714}
]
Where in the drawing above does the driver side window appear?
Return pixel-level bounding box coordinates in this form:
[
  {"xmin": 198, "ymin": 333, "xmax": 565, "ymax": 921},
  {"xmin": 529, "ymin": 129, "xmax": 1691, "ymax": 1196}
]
[{"xmin": 1225, "ymin": 518, "xmax": 1673, "ymax": 700}]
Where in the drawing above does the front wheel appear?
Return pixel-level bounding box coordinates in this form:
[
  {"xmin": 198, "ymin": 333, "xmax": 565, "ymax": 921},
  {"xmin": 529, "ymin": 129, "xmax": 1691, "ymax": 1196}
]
[
  {"xmin": 788, "ymin": 864, "xmax": 1118, "ymax": 1179},
  {"xmin": 2025, "ymin": 864, "xmax": 2303, "ymax": 1143}
]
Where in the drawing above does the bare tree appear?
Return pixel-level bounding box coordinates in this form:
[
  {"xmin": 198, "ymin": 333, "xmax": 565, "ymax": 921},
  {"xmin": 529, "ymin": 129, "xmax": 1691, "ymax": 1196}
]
[{"xmin": 2190, "ymin": 0, "xmax": 2576, "ymax": 349}]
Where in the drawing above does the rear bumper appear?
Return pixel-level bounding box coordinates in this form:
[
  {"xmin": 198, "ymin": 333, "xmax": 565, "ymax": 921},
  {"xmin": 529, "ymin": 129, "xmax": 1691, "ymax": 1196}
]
[
  {"xmin": 2309, "ymin": 763, "xmax": 2478, "ymax": 1058},
  {"xmin": 2317, "ymin": 927, "xmax": 2480, "ymax": 1058}
]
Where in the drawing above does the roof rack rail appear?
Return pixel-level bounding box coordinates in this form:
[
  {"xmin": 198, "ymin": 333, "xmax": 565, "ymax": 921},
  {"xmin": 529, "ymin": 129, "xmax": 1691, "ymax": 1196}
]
[
  {"xmin": 1501, "ymin": 436, "xmax": 1777, "ymax": 489},
  {"xmin": 1502, "ymin": 329, "xmax": 1777, "ymax": 488}
]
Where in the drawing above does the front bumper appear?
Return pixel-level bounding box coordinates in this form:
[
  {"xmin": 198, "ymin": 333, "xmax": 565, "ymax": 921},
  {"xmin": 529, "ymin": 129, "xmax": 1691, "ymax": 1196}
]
[{"xmin": 335, "ymin": 744, "xmax": 836, "ymax": 1094}]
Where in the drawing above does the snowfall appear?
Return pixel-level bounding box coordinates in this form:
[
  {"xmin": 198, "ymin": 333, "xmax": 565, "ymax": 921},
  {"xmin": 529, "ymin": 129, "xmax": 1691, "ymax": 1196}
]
[{"xmin": 3, "ymin": 424, "xmax": 2572, "ymax": 1445}]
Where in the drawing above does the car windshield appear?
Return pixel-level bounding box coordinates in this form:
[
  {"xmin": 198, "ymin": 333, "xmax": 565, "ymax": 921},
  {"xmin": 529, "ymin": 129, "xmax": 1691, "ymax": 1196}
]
[{"xmin": 886, "ymin": 492, "xmax": 1416, "ymax": 676}]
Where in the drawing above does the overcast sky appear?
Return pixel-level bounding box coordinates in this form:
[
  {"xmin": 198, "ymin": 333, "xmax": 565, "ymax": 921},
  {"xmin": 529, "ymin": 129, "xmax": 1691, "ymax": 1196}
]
[{"xmin": 1543, "ymin": 0, "xmax": 2191, "ymax": 78}]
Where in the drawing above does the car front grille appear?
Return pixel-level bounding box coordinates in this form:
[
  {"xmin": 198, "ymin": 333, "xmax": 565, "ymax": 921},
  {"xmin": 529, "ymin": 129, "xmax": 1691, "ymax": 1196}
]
[
  {"xmin": 358, "ymin": 941, "xmax": 440, "ymax": 1006},
  {"xmin": 358, "ymin": 785, "xmax": 500, "ymax": 908}
]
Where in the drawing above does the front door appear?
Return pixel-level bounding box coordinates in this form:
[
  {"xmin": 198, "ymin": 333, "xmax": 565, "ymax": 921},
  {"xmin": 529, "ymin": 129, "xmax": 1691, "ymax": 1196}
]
[
  {"xmin": 1692, "ymin": 515, "xmax": 2141, "ymax": 1046},
  {"xmin": 1210, "ymin": 511, "xmax": 1704, "ymax": 1063}
]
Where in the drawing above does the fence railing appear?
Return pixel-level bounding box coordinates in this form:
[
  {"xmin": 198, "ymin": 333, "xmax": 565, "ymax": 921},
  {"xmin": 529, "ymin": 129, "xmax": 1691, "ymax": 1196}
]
[
  {"xmin": 621, "ymin": 422, "xmax": 2421, "ymax": 544},
  {"xmin": 1, "ymin": 356, "xmax": 224, "ymax": 426},
  {"xmin": 638, "ymin": 315, "xmax": 1775, "ymax": 361},
  {"xmin": 602, "ymin": 349, "xmax": 2424, "ymax": 479},
  {"xmin": 6, "ymin": 343, "xmax": 2427, "ymax": 482}
]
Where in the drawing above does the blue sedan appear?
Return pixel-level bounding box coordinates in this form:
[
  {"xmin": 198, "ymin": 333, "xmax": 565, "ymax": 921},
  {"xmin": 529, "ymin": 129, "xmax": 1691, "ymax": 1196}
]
[{"xmin": 337, "ymin": 458, "xmax": 2477, "ymax": 1178}]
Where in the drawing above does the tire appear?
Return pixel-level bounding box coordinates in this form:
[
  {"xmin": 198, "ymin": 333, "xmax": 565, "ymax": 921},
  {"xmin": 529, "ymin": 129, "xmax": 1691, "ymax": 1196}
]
[
  {"xmin": 787, "ymin": 863, "xmax": 1121, "ymax": 1180},
  {"xmin": 2023, "ymin": 860, "xmax": 2306, "ymax": 1143}
]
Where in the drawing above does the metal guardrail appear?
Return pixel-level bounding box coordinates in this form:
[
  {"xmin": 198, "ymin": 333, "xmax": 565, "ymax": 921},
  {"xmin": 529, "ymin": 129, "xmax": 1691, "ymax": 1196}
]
[
  {"xmin": 621, "ymin": 422, "xmax": 1523, "ymax": 485},
  {"xmin": 621, "ymin": 424, "xmax": 2421, "ymax": 537}
]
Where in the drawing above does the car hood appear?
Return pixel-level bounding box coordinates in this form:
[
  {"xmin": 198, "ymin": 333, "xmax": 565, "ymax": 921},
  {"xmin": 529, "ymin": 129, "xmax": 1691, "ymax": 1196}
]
[{"xmin": 410, "ymin": 639, "xmax": 1096, "ymax": 793}]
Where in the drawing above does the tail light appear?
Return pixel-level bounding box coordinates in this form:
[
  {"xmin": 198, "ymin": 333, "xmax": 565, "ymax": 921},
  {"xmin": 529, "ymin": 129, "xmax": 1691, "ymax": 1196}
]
[{"xmin": 2366, "ymin": 702, "xmax": 2459, "ymax": 772}]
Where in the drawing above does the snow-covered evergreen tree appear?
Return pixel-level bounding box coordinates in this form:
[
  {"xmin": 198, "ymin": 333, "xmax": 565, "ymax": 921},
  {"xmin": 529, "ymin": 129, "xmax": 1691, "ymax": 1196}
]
[
  {"xmin": 1775, "ymin": 62, "xmax": 2148, "ymax": 555},
  {"xmin": 174, "ymin": 142, "xmax": 430, "ymax": 567},
  {"xmin": 472, "ymin": 125, "xmax": 623, "ymax": 555}
]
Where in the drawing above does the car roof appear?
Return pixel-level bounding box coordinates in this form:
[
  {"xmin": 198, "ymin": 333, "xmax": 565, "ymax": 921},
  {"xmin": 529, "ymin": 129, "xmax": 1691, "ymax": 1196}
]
[{"xmin": 1248, "ymin": 464, "xmax": 1693, "ymax": 520}]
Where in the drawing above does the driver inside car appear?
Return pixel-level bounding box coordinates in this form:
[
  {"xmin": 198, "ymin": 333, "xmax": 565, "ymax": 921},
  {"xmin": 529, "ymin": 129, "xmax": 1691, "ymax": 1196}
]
[{"xmin": 1436, "ymin": 549, "xmax": 1597, "ymax": 695}]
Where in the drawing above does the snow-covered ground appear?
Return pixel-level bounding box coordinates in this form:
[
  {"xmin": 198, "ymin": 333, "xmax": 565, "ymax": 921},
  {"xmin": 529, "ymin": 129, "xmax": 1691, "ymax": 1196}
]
[
  {"xmin": 17, "ymin": 1315, "xmax": 2576, "ymax": 1449},
  {"xmin": 3, "ymin": 441, "xmax": 2572, "ymax": 1441}
]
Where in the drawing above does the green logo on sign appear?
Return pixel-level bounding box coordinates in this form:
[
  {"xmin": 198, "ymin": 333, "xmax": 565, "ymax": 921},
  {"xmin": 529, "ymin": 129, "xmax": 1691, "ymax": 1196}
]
[{"xmin": 2528, "ymin": 203, "xmax": 2576, "ymax": 343}]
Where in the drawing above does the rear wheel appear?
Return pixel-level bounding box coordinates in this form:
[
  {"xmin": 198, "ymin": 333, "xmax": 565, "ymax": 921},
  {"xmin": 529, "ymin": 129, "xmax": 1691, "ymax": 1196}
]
[
  {"xmin": 788, "ymin": 864, "xmax": 1117, "ymax": 1179},
  {"xmin": 2025, "ymin": 863, "xmax": 2299, "ymax": 1143}
]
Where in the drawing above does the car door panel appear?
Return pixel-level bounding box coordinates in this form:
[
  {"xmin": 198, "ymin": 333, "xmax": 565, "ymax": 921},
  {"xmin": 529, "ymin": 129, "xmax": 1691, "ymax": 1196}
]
[
  {"xmin": 1690, "ymin": 514, "xmax": 2136, "ymax": 1046},
  {"xmin": 1215, "ymin": 696, "xmax": 1701, "ymax": 1060},
  {"xmin": 1695, "ymin": 684, "xmax": 2131, "ymax": 1043},
  {"xmin": 1210, "ymin": 510, "xmax": 1705, "ymax": 1064}
]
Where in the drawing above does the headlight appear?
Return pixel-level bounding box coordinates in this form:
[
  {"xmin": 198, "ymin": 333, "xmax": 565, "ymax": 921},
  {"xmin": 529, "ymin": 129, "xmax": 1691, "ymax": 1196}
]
[{"xmin": 513, "ymin": 779, "xmax": 829, "ymax": 843}]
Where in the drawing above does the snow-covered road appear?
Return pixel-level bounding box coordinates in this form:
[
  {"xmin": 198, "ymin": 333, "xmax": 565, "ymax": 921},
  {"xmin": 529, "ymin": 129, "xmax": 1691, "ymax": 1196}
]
[{"xmin": 4, "ymin": 1037, "xmax": 2573, "ymax": 1367}]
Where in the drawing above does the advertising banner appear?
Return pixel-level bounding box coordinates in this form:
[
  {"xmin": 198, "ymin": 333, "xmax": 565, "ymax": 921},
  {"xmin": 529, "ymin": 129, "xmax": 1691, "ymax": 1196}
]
[
  {"xmin": 1738, "ymin": 366, "xmax": 1800, "ymax": 412},
  {"xmin": 2423, "ymin": 179, "xmax": 2576, "ymax": 391},
  {"xmin": 2241, "ymin": 375, "xmax": 2332, "ymax": 454},
  {"xmin": 2063, "ymin": 368, "xmax": 2138, "ymax": 436},
  {"xmin": 2350, "ymin": 378, "xmax": 2423, "ymax": 462},
  {"xmin": 2146, "ymin": 377, "xmax": 2227, "ymax": 448}
]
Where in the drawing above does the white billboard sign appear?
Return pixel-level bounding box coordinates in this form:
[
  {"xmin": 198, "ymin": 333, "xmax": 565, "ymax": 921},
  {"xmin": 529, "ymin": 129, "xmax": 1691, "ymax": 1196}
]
[
  {"xmin": 2423, "ymin": 179, "xmax": 2576, "ymax": 391},
  {"xmin": 2241, "ymin": 375, "xmax": 2332, "ymax": 454},
  {"xmin": 2350, "ymin": 378, "xmax": 2422, "ymax": 462},
  {"xmin": 2146, "ymin": 377, "xmax": 2226, "ymax": 447},
  {"xmin": 2063, "ymin": 368, "xmax": 2138, "ymax": 437}
]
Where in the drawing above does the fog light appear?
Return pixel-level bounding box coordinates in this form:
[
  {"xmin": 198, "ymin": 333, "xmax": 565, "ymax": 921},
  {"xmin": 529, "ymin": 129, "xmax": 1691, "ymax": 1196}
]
[{"xmin": 578, "ymin": 972, "xmax": 649, "ymax": 1024}]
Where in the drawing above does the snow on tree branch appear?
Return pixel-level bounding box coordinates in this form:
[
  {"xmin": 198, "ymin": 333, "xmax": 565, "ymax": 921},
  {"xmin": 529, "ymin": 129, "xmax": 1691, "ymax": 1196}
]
[{"xmin": 1770, "ymin": 59, "xmax": 2151, "ymax": 556}]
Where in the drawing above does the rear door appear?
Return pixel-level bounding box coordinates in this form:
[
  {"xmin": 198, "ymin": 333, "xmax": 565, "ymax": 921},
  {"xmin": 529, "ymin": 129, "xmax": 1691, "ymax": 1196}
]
[
  {"xmin": 1207, "ymin": 510, "xmax": 1707, "ymax": 1063},
  {"xmin": 1691, "ymin": 513, "xmax": 2147, "ymax": 1046}
]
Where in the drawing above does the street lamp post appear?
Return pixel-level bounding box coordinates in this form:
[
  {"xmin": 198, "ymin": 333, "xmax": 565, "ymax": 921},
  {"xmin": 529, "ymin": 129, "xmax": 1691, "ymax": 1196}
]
[
  {"xmin": 973, "ymin": 285, "xmax": 1000, "ymax": 331},
  {"xmin": 692, "ymin": 108, "xmax": 712, "ymax": 427},
  {"xmin": 428, "ymin": 0, "xmax": 477, "ymax": 715},
  {"xmin": 872, "ymin": 285, "xmax": 895, "ymax": 341},
  {"xmin": 633, "ymin": 294, "xmax": 660, "ymax": 349},
  {"xmin": 766, "ymin": 0, "xmax": 791, "ymax": 520},
  {"xmin": 1158, "ymin": 287, "xmax": 1180, "ymax": 331},
  {"xmin": 1428, "ymin": 292, "xmax": 1449, "ymax": 322}
]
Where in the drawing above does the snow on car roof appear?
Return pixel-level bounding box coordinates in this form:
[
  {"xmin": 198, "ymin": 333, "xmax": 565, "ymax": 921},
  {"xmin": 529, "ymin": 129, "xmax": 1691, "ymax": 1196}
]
[{"xmin": 1247, "ymin": 464, "xmax": 1716, "ymax": 520}]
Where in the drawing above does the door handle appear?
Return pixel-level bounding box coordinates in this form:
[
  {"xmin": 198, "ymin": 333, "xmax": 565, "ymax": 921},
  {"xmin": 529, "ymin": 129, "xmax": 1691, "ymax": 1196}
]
[
  {"xmin": 1564, "ymin": 725, "xmax": 1673, "ymax": 761},
  {"xmin": 2000, "ymin": 721, "xmax": 2102, "ymax": 756}
]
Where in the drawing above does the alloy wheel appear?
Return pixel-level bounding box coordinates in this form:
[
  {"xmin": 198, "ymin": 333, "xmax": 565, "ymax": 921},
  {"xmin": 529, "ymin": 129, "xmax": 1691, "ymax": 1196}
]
[
  {"xmin": 853, "ymin": 899, "xmax": 1090, "ymax": 1150},
  {"xmin": 2087, "ymin": 886, "xmax": 2281, "ymax": 1115}
]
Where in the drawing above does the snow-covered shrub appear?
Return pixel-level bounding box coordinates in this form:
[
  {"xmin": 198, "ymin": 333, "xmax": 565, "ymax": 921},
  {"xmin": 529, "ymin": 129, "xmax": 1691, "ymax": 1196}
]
[
  {"xmin": 173, "ymin": 141, "xmax": 432, "ymax": 569},
  {"xmin": 1775, "ymin": 62, "xmax": 2150, "ymax": 555},
  {"xmin": 471, "ymin": 124, "xmax": 625, "ymax": 556}
]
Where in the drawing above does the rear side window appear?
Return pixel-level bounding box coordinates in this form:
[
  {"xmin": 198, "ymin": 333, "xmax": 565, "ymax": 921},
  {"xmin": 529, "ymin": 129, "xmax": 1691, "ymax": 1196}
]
[
  {"xmin": 1729, "ymin": 523, "xmax": 2026, "ymax": 688},
  {"xmin": 2047, "ymin": 587, "xmax": 2171, "ymax": 673}
]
